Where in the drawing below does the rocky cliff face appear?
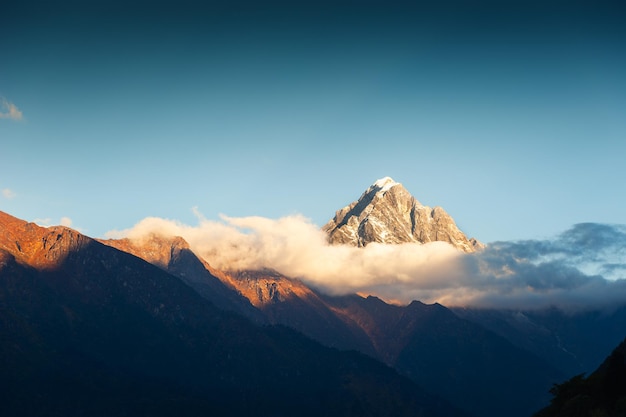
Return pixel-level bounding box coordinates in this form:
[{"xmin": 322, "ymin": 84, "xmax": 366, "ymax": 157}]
[{"xmin": 323, "ymin": 177, "xmax": 482, "ymax": 252}]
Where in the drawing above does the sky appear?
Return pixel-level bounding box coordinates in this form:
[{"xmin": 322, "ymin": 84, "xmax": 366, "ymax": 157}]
[{"xmin": 1, "ymin": 0, "xmax": 626, "ymax": 245}]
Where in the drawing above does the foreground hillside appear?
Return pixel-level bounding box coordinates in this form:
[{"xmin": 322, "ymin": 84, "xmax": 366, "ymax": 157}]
[
  {"xmin": 535, "ymin": 338, "xmax": 626, "ymax": 417},
  {"xmin": 0, "ymin": 211, "xmax": 463, "ymax": 417}
]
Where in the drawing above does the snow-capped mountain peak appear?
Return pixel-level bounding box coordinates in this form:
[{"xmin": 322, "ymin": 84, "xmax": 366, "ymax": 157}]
[{"xmin": 323, "ymin": 178, "xmax": 482, "ymax": 252}]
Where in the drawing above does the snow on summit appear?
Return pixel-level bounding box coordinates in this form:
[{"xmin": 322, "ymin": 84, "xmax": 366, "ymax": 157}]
[{"xmin": 371, "ymin": 176, "xmax": 399, "ymax": 194}]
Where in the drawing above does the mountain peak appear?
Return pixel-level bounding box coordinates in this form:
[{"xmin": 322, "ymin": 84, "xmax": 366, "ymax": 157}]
[{"xmin": 323, "ymin": 179, "xmax": 482, "ymax": 252}]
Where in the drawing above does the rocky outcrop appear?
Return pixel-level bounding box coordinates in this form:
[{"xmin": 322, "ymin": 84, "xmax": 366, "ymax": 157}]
[
  {"xmin": 323, "ymin": 177, "xmax": 483, "ymax": 253},
  {"xmin": 0, "ymin": 211, "xmax": 90, "ymax": 269}
]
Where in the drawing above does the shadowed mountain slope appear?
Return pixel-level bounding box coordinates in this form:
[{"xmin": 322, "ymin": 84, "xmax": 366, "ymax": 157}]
[
  {"xmin": 454, "ymin": 306, "xmax": 626, "ymax": 378},
  {"xmin": 322, "ymin": 294, "xmax": 564, "ymax": 417},
  {"xmin": 100, "ymin": 234, "xmax": 265, "ymax": 323},
  {"xmin": 101, "ymin": 232, "xmax": 562, "ymax": 417}
]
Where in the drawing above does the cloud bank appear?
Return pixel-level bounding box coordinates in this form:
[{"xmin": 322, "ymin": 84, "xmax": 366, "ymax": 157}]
[
  {"xmin": 0, "ymin": 98, "xmax": 23, "ymax": 121},
  {"xmin": 107, "ymin": 212, "xmax": 626, "ymax": 310}
]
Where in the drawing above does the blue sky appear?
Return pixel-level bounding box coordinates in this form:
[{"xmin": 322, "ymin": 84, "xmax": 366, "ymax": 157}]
[{"xmin": 1, "ymin": 0, "xmax": 625, "ymax": 243}]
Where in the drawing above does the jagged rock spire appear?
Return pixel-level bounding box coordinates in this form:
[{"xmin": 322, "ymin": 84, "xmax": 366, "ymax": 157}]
[{"xmin": 323, "ymin": 178, "xmax": 482, "ymax": 252}]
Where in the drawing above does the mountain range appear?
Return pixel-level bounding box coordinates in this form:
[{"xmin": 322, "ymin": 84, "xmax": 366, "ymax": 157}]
[
  {"xmin": 2, "ymin": 177, "xmax": 625, "ymax": 417},
  {"xmin": 94, "ymin": 232, "xmax": 564, "ymax": 417},
  {"xmin": 0, "ymin": 210, "xmax": 462, "ymax": 417}
]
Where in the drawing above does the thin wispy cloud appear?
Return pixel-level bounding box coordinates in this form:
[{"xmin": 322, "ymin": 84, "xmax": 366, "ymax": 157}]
[
  {"xmin": 33, "ymin": 218, "xmax": 53, "ymax": 227},
  {"xmin": 2, "ymin": 188, "xmax": 16, "ymax": 199},
  {"xmin": 107, "ymin": 213, "xmax": 626, "ymax": 311},
  {"xmin": 0, "ymin": 98, "xmax": 23, "ymax": 121},
  {"xmin": 33, "ymin": 216, "xmax": 82, "ymax": 232}
]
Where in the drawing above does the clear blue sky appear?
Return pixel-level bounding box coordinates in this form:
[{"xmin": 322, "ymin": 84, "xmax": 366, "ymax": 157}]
[{"xmin": 1, "ymin": 0, "xmax": 625, "ymax": 243}]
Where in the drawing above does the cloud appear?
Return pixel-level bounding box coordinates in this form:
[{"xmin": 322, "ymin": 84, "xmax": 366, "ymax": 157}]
[
  {"xmin": 107, "ymin": 213, "xmax": 626, "ymax": 311},
  {"xmin": 0, "ymin": 98, "xmax": 23, "ymax": 121},
  {"xmin": 60, "ymin": 217, "xmax": 73, "ymax": 227},
  {"xmin": 33, "ymin": 218, "xmax": 53, "ymax": 227},
  {"xmin": 486, "ymin": 224, "xmax": 626, "ymax": 281},
  {"xmin": 2, "ymin": 188, "xmax": 16, "ymax": 199}
]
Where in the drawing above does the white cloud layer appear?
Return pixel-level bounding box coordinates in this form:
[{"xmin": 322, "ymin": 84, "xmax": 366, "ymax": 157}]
[
  {"xmin": 0, "ymin": 98, "xmax": 23, "ymax": 121},
  {"xmin": 106, "ymin": 212, "xmax": 626, "ymax": 310}
]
